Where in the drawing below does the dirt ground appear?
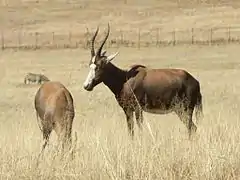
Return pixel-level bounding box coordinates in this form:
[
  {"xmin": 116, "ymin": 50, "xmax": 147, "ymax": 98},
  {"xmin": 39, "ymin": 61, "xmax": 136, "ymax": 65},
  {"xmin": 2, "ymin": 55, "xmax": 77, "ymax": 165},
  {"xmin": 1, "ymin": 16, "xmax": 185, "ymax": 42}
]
[{"xmin": 0, "ymin": 0, "xmax": 240, "ymax": 179}]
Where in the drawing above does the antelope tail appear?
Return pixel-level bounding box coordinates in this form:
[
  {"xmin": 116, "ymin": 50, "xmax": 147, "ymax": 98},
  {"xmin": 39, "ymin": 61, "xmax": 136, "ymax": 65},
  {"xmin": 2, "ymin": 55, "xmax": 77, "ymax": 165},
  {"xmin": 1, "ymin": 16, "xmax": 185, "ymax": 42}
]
[
  {"xmin": 195, "ymin": 93, "xmax": 203, "ymax": 124},
  {"xmin": 36, "ymin": 111, "xmax": 43, "ymax": 131}
]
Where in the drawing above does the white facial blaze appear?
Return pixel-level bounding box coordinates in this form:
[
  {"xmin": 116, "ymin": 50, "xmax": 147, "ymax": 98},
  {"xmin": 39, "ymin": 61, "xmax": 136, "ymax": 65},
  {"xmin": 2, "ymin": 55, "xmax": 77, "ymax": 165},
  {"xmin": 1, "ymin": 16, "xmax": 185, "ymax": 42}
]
[{"xmin": 83, "ymin": 63, "xmax": 97, "ymax": 88}]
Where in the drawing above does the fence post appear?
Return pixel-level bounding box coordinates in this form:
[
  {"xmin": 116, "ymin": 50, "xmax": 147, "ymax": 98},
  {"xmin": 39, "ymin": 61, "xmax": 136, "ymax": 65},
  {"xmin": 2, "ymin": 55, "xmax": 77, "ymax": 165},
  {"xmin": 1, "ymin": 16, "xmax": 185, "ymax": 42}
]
[
  {"xmin": 209, "ymin": 28, "xmax": 213, "ymax": 45},
  {"xmin": 52, "ymin": 32, "xmax": 55, "ymax": 48},
  {"xmin": 1, "ymin": 31, "xmax": 4, "ymax": 50},
  {"xmin": 68, "ymin": 31, "xmax": 72, "ymax": 48},
  {"xmin": 227, "ymin": 27, "xmax": 231, "ymax": 42},
  {"xmin": 120, "ymin": 29, "xmax": 123, "ymax": 47},
  {"xmin": 191, "ymin": 28, "xmax": 194, "ymax": 44},
  {"xmin": 172, "ymin": 29, "xmax": 176, "ymax": 46},
  {"xmin": 156, "ymin": 28, "xmax": 159, "ymax": 46},
  {"xmin": 35, "ymin": 32, "xmax": 39, "ymax": 49},
  {"xmin": 18, "ymin": 30, "xmax": 22, "ymax": 49},
  {"xmin": 138, "ymin": 28, "xmax": 141, "ymax": 49}
]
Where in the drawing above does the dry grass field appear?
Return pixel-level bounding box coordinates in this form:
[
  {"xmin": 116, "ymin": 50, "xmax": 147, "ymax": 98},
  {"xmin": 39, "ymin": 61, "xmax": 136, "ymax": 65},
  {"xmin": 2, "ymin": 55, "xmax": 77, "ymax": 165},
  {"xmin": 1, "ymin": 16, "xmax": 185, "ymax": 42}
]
[
  {"xmin": 1, "ymin": 45, "xmax": 240, "ymax": 179},
  {"xmin": 1, "ymin": 0, "xmax": 240, "ymax": 179}
]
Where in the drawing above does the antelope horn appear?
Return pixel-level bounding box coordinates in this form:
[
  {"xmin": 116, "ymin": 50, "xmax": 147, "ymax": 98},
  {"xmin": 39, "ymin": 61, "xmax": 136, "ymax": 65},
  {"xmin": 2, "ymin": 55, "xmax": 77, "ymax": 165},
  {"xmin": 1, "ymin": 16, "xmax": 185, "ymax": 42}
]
[
  {"xmin": 96, "ymin": 23, "xmax": 110, "ymax": 57},
  {"xmin": 91, "ymin": 26, "xmax": 99, "ymax": 57}
]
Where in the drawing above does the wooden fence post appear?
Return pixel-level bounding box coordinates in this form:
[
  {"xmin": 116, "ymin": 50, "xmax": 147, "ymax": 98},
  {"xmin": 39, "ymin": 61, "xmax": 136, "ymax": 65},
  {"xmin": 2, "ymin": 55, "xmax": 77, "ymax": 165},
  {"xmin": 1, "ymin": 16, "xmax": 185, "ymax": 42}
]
[
  {"xmin": 138, "ymin": 28, "xmax": 141, "ymax": 49},
  {"xmin": 52, "ymin": 32, "xmax": 55, "ymax": 48},
  {"xmin": 1, "ymin": 31, "xmax": 4, "ymax": 50},
  {"xmin": 191, "ymin": 28, "xmax": 194, "ymax": 44},
  {"xmin": 156, "ymin": 28, "xmax": 159, "ymax": 46},
  {"xmin": 172, "ymin": 29, "xmax": 176, "ymax": 46},
  {"xmin": 227, "ymin": 27, "xmax": 231, "ymax": 42},
  {"xmin": 120, "ymin": 29, "xmax": 123, "ymax": 47},
  {"xmin": 68, "ymin": 31, "xmax": 72, "ymax": 48},
  {"xmin": 35, "ymin": 32, "xmax": 39, "ymax": 49},
  {"xmin": 18, "ymin": 30, "xmax": 22, "ymax": 49},
  {"xmin": 209, "ymin": 28, "xmax": 213, "ymax": 45}
]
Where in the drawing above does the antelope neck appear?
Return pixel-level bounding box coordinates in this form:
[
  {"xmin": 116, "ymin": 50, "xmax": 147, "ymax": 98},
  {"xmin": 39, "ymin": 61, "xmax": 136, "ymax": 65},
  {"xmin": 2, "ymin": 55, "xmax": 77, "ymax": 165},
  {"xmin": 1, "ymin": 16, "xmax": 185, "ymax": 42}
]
[{"xmin": 102, "ymin": 62, "xmax": 127, "ymax": 96}]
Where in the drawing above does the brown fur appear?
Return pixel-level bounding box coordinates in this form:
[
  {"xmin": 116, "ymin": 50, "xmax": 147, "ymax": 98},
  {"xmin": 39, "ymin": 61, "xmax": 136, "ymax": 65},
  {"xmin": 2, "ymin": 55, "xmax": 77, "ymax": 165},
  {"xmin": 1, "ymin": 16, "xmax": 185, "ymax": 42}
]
[
  {"xmin": 34, "ymin": 81, "xmax": 75, "ymax": 161},
  {"xmin": 84, "ymin": 25, "xmax": 203, "ymax": 139},
  {"xmin": 90, "ymin": 62, "xmax": 203, "ymax": 139}
]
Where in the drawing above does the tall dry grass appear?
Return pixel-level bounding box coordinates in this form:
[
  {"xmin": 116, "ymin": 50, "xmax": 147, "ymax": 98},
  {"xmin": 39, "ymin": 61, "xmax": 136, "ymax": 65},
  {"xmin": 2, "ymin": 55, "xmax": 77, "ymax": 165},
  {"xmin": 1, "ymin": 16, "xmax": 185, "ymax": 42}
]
[{"xmin": 0, "ymin": 45, "xmax": 240, "ymax": 179}]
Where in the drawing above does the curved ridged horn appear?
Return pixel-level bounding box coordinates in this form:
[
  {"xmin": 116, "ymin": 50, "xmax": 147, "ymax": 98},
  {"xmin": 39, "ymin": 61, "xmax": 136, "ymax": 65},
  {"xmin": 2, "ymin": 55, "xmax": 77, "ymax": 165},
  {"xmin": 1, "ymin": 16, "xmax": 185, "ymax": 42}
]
[
  {"xmin": 96, "ymin": 23, "xmax": 110, "ymax": 57},
  {"xmin": 91, "ymin": 26, "xmax": 99, "ymax": 57}
]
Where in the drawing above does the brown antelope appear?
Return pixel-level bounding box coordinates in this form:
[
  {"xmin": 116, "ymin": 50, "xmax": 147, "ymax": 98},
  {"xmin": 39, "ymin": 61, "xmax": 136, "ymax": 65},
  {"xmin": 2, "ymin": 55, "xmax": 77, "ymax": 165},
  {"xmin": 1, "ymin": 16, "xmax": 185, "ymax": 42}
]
[
  {"xmin": 83, "ymin": 24, "xmax": 203, "ymax": 139},
  {"xmin": 34, "ymin": 81, "xmax": 75, "ymax": 162}
]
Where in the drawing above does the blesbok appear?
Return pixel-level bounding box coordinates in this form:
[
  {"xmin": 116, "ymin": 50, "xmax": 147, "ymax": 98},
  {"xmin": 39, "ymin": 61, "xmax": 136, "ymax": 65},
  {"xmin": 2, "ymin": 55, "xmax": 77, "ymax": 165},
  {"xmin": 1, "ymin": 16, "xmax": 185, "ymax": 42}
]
[
  {"xmin": 24, "ymin": 72, "xmax": 50, "ymax": 84},
  {"xmin": 83, "ymin": 24, "xmax": 203, "ymax": 139},
  {"xmin": 34, "ymin": 81, "xmax": 75, "ymax": 163}
]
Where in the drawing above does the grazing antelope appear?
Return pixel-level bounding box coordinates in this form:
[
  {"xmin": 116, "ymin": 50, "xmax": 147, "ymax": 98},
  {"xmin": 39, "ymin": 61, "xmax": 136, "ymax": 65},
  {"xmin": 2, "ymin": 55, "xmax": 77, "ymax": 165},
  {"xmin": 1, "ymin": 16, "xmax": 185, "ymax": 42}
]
[
  {"xmin": 24, "ymin": 72, "xmax": 50, "ymax": 84},
  {"xmin": 34, "ymin": 81, "xmax": 75, "ymax": 162},
  {"xmin": 83, "ymin": 24, "xmax": 203, "ymax": 139}
]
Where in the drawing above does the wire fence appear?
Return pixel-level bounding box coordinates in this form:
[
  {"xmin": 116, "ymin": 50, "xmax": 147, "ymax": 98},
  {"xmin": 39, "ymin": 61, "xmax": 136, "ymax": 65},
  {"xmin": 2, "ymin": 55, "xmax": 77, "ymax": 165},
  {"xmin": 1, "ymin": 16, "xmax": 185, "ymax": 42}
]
[{"xmin": 1, "ymin": 26, "xmax": 240, "ymax": 51}]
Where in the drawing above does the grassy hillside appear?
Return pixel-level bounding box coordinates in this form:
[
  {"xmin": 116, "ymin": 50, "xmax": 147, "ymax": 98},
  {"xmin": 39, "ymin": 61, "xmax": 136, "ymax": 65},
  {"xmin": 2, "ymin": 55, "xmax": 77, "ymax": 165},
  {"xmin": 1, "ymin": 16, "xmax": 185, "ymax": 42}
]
[{"xmin": 1, "ymin": 0, "xmax": 240, "ymax": 34}]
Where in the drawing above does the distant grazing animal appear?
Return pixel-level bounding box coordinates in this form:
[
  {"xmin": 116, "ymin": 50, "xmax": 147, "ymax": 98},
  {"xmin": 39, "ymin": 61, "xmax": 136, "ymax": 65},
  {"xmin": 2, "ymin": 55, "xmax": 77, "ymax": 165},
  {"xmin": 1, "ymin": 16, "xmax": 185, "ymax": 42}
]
[
  {"xmin": 24, "ymin": 73, "xmax": 50, "ymax": 84},
  {"xmin": 83, "ymin": 24, "xmax": 203, "ymax": 139},
  {"xmin": 34, "ymin": 81, "xmax": 75, "ymax": 163}
]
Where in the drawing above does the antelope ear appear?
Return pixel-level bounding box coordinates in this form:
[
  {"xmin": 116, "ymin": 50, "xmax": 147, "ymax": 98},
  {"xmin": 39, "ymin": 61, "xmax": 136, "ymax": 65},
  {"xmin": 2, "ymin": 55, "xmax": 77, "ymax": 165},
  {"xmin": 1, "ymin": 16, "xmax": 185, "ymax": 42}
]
[
  {"xmin": 101, "ymin": 50, "xmax": 107, "ymax": 56},
  {"xmin": 106, "ymin": 52, "xmax": 119, "ymax": 63}
]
